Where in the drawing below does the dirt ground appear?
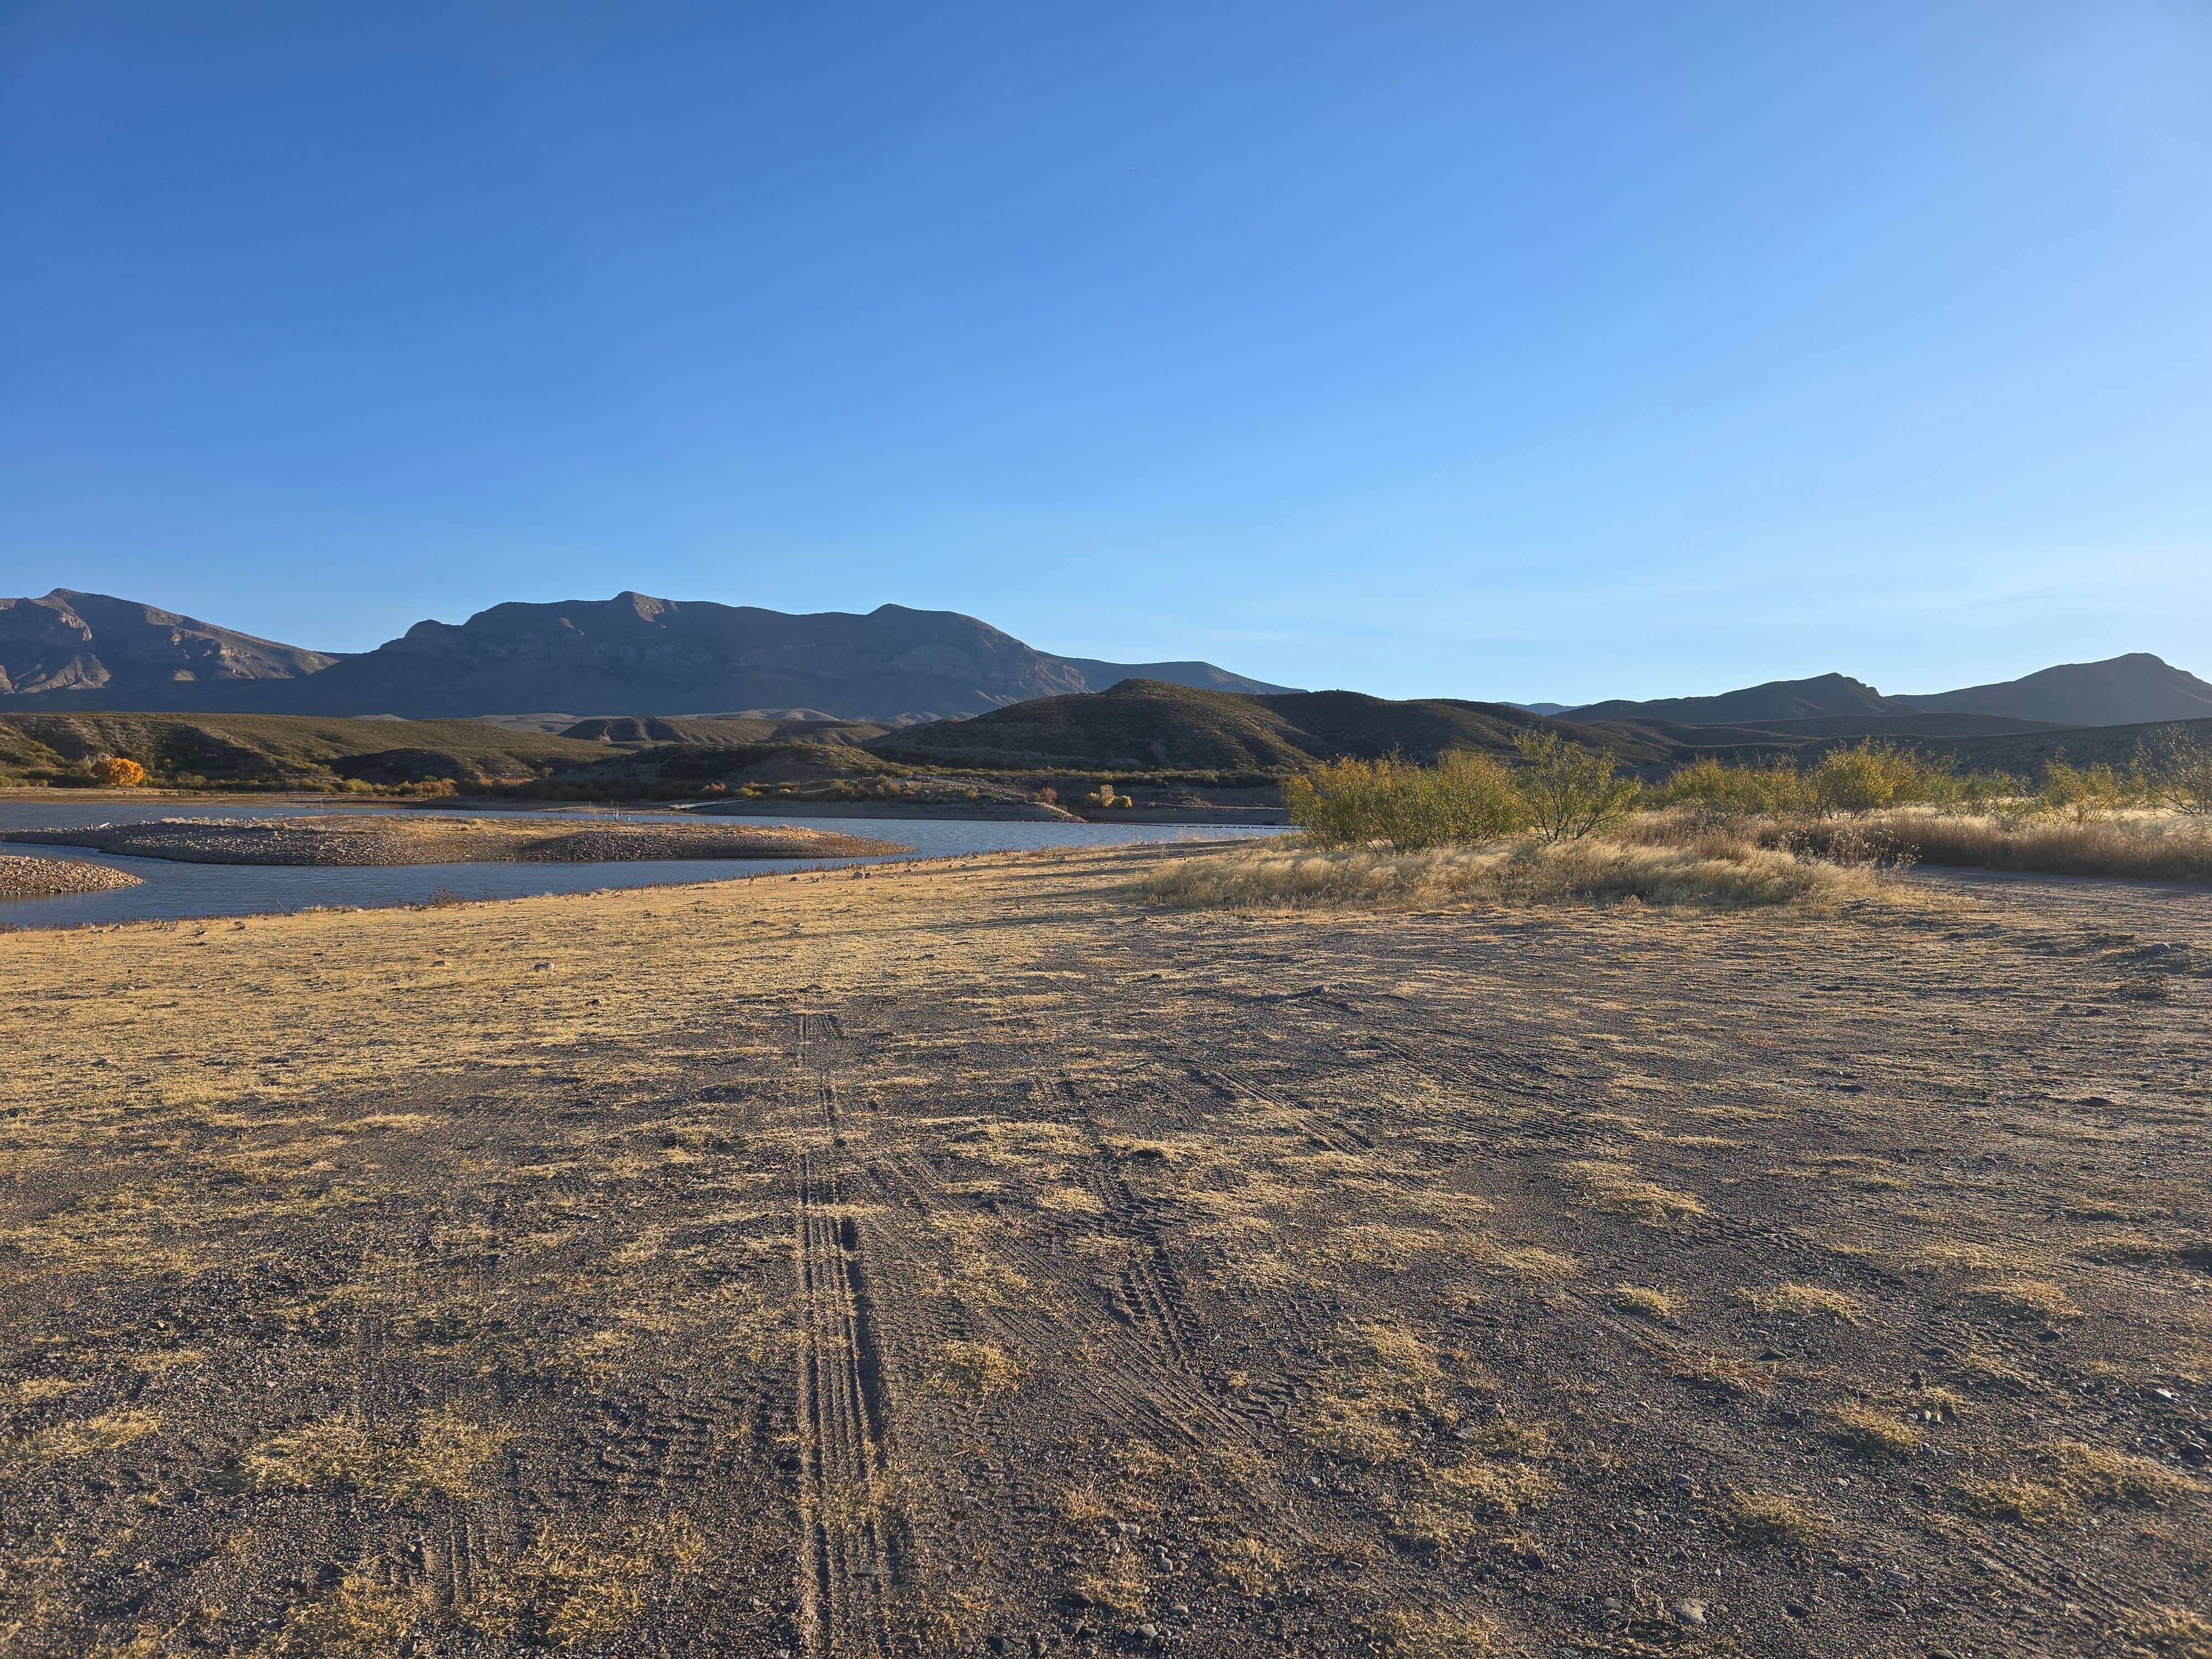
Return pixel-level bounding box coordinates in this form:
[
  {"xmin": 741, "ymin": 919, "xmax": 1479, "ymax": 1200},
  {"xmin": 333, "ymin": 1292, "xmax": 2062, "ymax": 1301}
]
[{"xmin": 1, "ymin": 847, "xmax": 2207, "ymax": 1658}]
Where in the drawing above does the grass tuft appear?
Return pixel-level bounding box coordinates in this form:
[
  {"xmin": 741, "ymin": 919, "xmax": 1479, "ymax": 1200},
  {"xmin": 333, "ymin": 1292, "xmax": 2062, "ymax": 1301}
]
[
  {"xmin": 1562, "ymin": 1161, "xmax": 1707, "ymax": 1225},
  {"xmin": 1824, "ymin": 1403, "xmax": 1924, "ymax": 1460},
  {"xmin": 1720, "ymin": 1490, "xmax": 1834, "ymax": 1549}
]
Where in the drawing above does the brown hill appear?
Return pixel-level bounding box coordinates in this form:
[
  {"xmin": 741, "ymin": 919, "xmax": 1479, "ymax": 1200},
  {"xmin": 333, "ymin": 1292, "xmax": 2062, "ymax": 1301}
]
[
  {"xmin": 863, "ymin": 679, "xmax": 1686, "ymax": 771},
  {"xmin": 1565, "ymin": 672, "xmax": 1900, "ymax": 724},
  {"xmin": 0, "ymin": 712, "xmax": 606, "ymax": 790}
]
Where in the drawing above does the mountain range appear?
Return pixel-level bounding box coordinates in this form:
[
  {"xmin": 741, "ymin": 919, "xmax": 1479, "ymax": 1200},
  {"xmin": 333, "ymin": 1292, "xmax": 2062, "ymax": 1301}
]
[
  {"xmin": 0, "ymin": 590, "xmax": 1293, "ymax": 722},
  {"xmin": 3, "ymin": 586, "xmax": 2207, "ymax": 734},
  {"xmin": 1561, "ymin": 655, "xmax": 2212, "ymax": 728}
]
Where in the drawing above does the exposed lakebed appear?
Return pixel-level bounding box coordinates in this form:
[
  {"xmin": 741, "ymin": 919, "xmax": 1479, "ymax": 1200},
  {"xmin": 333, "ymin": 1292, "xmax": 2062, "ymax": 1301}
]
[{"xmin": 0, "ymin": 800, "xmax": 1284, "ymax": 925}]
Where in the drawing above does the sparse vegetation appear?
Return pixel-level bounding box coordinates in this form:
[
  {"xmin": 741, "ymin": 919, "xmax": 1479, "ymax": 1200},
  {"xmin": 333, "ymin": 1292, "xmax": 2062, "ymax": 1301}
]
[
  {"xmin": 1608, "ymin": 1284, "xmax": 1685, "ymax": 1321},
  {"xmin": 1720, "ymin": 1490, "xmax": 1833, "ymax": 1548},
  {"xmin": 1562, "ymin": 1160, "xmax": 1706, "ymax": 1224},
  {"xmin": 1285, "ymin": 750, "xmax": 1527, "ymax": 849},
  {"xmin": 1511, "ymin": 729, "xmax": 1641, "ymax": 841},
  {"xmin": 2, "ymin": 841, "xmax": 2207, "ymax": 1653},
  {"xmin": 1824, "ymin": 1402, "xmax": 1924, "ymax": 1460}
]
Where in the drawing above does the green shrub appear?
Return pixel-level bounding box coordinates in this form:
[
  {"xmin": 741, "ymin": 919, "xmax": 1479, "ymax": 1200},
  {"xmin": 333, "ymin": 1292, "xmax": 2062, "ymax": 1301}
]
[
  {"xmin": 1511, "ymin": 731, "xmax": 1640, "ymax": 842},
  {"xmin": 2135, "ymin": 727, "xmax": 2212, "ymax": 816},
  {"xmin": 1662, "ymin": 743, "xmax": 2011, "ymax": 818},
  {"xmin": 2040, "ymin": 757, "xmax": 2131, "ymax": 821},
  {"xmin": 1286, "ymin": 751, "xmax": 1528, "ymax": 849},
  {"xmin": 1807, "ymin": 741, "xmax": 1950, "ymax": 813},
  {"xmin": 1658, "ymin": 756, "xmax": 1814, "ymax": 816}
]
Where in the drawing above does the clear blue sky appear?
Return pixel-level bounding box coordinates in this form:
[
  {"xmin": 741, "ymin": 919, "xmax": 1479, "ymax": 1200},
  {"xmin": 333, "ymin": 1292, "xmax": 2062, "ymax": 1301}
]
[{"xmin": 5, "ymin": 2, "xmax": 2208, "ymax": 703}]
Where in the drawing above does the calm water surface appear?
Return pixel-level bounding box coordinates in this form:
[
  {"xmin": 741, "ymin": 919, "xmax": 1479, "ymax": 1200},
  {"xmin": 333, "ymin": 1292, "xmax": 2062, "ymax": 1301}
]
[{"xmin": 0, "ymin": 801, "xmax": 1284, "ymax": 927}]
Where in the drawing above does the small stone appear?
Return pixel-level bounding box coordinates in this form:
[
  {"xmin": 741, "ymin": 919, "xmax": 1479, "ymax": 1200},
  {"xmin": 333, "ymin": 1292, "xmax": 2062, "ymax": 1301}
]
[
  {"xmin": 987, "ymin": 1637, "xmax": 1008, "ymax": 1655},
  {"xmin": 1671, "ymin": 1473, "xmax": 1695, "ymax": 1492},
  {"xmin": 1168, "ymin": 1605, "xmax": 1189, "ymax": 1619},
  {"xmin": 2154, "ymin": 1387, "xmax": 2177, "ymax": 1401},
  {"xmin": 1785, "ymin": 1602, "xmax": 1812, "ymax": 1619},
  {"xmin": 1599, "ymin": 1597, "xmax": 1622, "ymax": 1614},
  {"xmin": 1670, "ymin": 1600, "xmax": 1707, "ymax": 1627},
  {"xmin": 1136, "ymin": 1624, "xmax": 1160, "ymax": 1642}
]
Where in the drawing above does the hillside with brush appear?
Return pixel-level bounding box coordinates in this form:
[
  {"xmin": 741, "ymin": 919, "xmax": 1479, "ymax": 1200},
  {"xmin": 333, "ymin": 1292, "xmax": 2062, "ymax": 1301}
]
[
  {"xmin": 0, "ymin": 712, "xmax": 607, "ymax": 790},
  {"xmin": 863, "ymin": 679, "xmax": 1687, "ymax": 770}
]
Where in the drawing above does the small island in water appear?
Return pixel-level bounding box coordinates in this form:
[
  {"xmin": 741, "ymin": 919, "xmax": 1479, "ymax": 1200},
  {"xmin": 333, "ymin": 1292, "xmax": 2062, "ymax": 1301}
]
[{"xmin": 0, "ymin": 854, "xmax": 146, "ymax": 899}]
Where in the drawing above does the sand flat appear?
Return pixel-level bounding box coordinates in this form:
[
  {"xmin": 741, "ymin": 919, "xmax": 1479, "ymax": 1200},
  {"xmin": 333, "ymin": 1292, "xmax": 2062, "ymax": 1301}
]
[{"xmin": 0, "ymin": 846, "xmax": 2206, "ymax": 1656}]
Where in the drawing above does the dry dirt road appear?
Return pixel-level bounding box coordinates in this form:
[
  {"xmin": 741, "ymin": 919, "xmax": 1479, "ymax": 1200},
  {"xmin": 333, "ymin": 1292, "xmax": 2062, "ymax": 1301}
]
[{"xmin": 1, "ymin": 847, "xmax": 2207, "ymax": 1658}]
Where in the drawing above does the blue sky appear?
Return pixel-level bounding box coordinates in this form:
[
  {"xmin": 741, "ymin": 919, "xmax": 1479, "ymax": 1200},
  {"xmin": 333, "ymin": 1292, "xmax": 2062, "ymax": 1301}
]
[{"xmin": 4, "ymin": 2, "xmax": 2208, "ymax": 702}]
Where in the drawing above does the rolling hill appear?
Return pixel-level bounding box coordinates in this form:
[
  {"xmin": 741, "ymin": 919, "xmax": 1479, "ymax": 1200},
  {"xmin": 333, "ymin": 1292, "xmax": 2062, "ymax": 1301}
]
[
  {"xmin": 864, "ymin": 679, "xmax": 1687, "ymax": 772},
  {"xmin": 0, "ymin": 712, "xmax": 608, "ymax": 789}
]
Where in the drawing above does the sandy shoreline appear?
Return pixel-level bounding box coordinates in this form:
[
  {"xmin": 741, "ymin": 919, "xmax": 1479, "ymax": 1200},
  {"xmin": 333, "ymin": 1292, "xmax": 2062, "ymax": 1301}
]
[{"xmin": 4, "ymin": 813, "xmax": 906, "ymax": 867}]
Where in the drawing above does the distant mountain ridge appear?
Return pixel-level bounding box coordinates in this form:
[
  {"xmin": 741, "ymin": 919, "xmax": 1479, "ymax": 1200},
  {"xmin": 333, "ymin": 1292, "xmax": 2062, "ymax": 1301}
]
[
  {"xmin": 0, "ymin": 590, "xmax": 338, "ymax": 700},
  {"xmin": 1894, "ymin": 653, "xmax": 2212, "ymax": 726},
  {"xmin": 1560, "ymin": 655, "xmax": 2212, "ymax": 729},
  {"xmin": 1567, "ymin": 672, "xmax": 1894, "ymax": 725},
  {"xmin": 0, "ymin": 589, "xmax": 1295, "ymax": 722}
]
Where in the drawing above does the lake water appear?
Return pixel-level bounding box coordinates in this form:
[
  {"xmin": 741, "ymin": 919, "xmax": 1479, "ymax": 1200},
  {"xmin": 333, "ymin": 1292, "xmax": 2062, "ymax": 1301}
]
[{"xmin": 0, "ymin": 801, "xmax": 1285, "ymax": 927}]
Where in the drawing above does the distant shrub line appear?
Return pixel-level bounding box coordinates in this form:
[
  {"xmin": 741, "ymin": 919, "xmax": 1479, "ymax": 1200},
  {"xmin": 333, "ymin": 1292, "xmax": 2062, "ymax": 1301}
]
[{"xmin": 1279, "ymin": 727, "xmax": 2212, "ymax": 886}]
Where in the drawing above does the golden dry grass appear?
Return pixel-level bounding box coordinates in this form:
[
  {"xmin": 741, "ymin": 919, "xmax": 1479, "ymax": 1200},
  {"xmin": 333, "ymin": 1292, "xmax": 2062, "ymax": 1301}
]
[{"xmin": 1137, "ymin": 834, "xmax": 1893, "ymax": 912}]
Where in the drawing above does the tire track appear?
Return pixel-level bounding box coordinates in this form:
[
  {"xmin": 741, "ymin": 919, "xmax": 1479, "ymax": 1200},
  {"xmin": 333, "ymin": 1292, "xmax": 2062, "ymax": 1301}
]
[{"xmin": 789, "ymin": 1012, "xmax": 899, "ymax": 1659}]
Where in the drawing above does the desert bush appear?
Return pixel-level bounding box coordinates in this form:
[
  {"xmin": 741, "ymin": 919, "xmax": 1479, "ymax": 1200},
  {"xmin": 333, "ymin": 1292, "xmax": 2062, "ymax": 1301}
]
[
  {"xmin": 1807, "ymin": 740, "xmax": 1958, "ymax": 813},
  {"xmin": 1657, "ymin": 756, "xmax": 1815, "ymax": 816},
  {"xmin": 90, "ymin": 755, "xmax": 147, "ymax": 788},
  {"xmin": 1660, "ymin": 746, "xmax": 2014, "ymax": 820},
  {"xmin": 2136, "ymin": 727, "xmax": 2212, "ymax": 816},
  {"xmin": 1285, "ymin": 751, "xmax": 1528, "ymax": 850},
  {"xmin": 2039, "ymin": 756, "xmax": 2132, "ymax": 821},
  {"xmin": 1511, "ymin": 730, "xmax": 1639, "ymax": 841}
]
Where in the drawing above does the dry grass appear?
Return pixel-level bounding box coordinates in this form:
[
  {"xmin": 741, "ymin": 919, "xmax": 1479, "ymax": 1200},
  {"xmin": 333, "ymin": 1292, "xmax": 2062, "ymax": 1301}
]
[
  {"xmin": 1636, "ymin": 805, "xmax": 2212, "ymax": 885},
  {"xmin": 926, "ymin": 1339, "xmax": 1025, "ymax": 1399},
  {"xmin": 1966, "ymin": 1278, "xmax": 2083, "ymax": 1323},
  {"xmin": 1719, "ymin": 1490, "xmax": 1834, "ymax": 1548},
  {"xmin": 1823, "ymin": 1404, "xmax": 1924, "ymax": 1460},
  {"xmin": 1561, "ymin": 1161, "xmax": 1706, "ymax": 1225},
  {"xmin": 2046, "ymin": 1439, "xmax": 2197, "ymax": 1507},
  {"xmin": 2122, "ymin": 1605, "xmax": 2212, "ymax": 1659},
  {"xmin": 2, "ymin": 1410, "xmax": 161, "ymax": 1474},
  {"xmin": 1138, "ymin": 835, "xmax": 1891, "ymax": 913},
  {"xmin": 242, "ymin": 1410, "xmax": 508, "ymax": 1504},
  {"xmin": 1361, "ymin": 1606, "xmax": 1507, "ymax": 1657},
  {"xmin": 1608, "ymin": 1284, "xmax": 1686, "ymax": 1321},
  {"xmin": 1741, "ymin": 1282, "xmax": 1866, "ymax": 1326}
]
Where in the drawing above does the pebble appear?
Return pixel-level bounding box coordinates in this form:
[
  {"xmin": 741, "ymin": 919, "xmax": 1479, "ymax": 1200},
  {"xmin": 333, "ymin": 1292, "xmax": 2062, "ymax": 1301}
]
[{"xmin": 1671, "ymin": 1600, "xmax": 1707, "ymax": 1627}]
